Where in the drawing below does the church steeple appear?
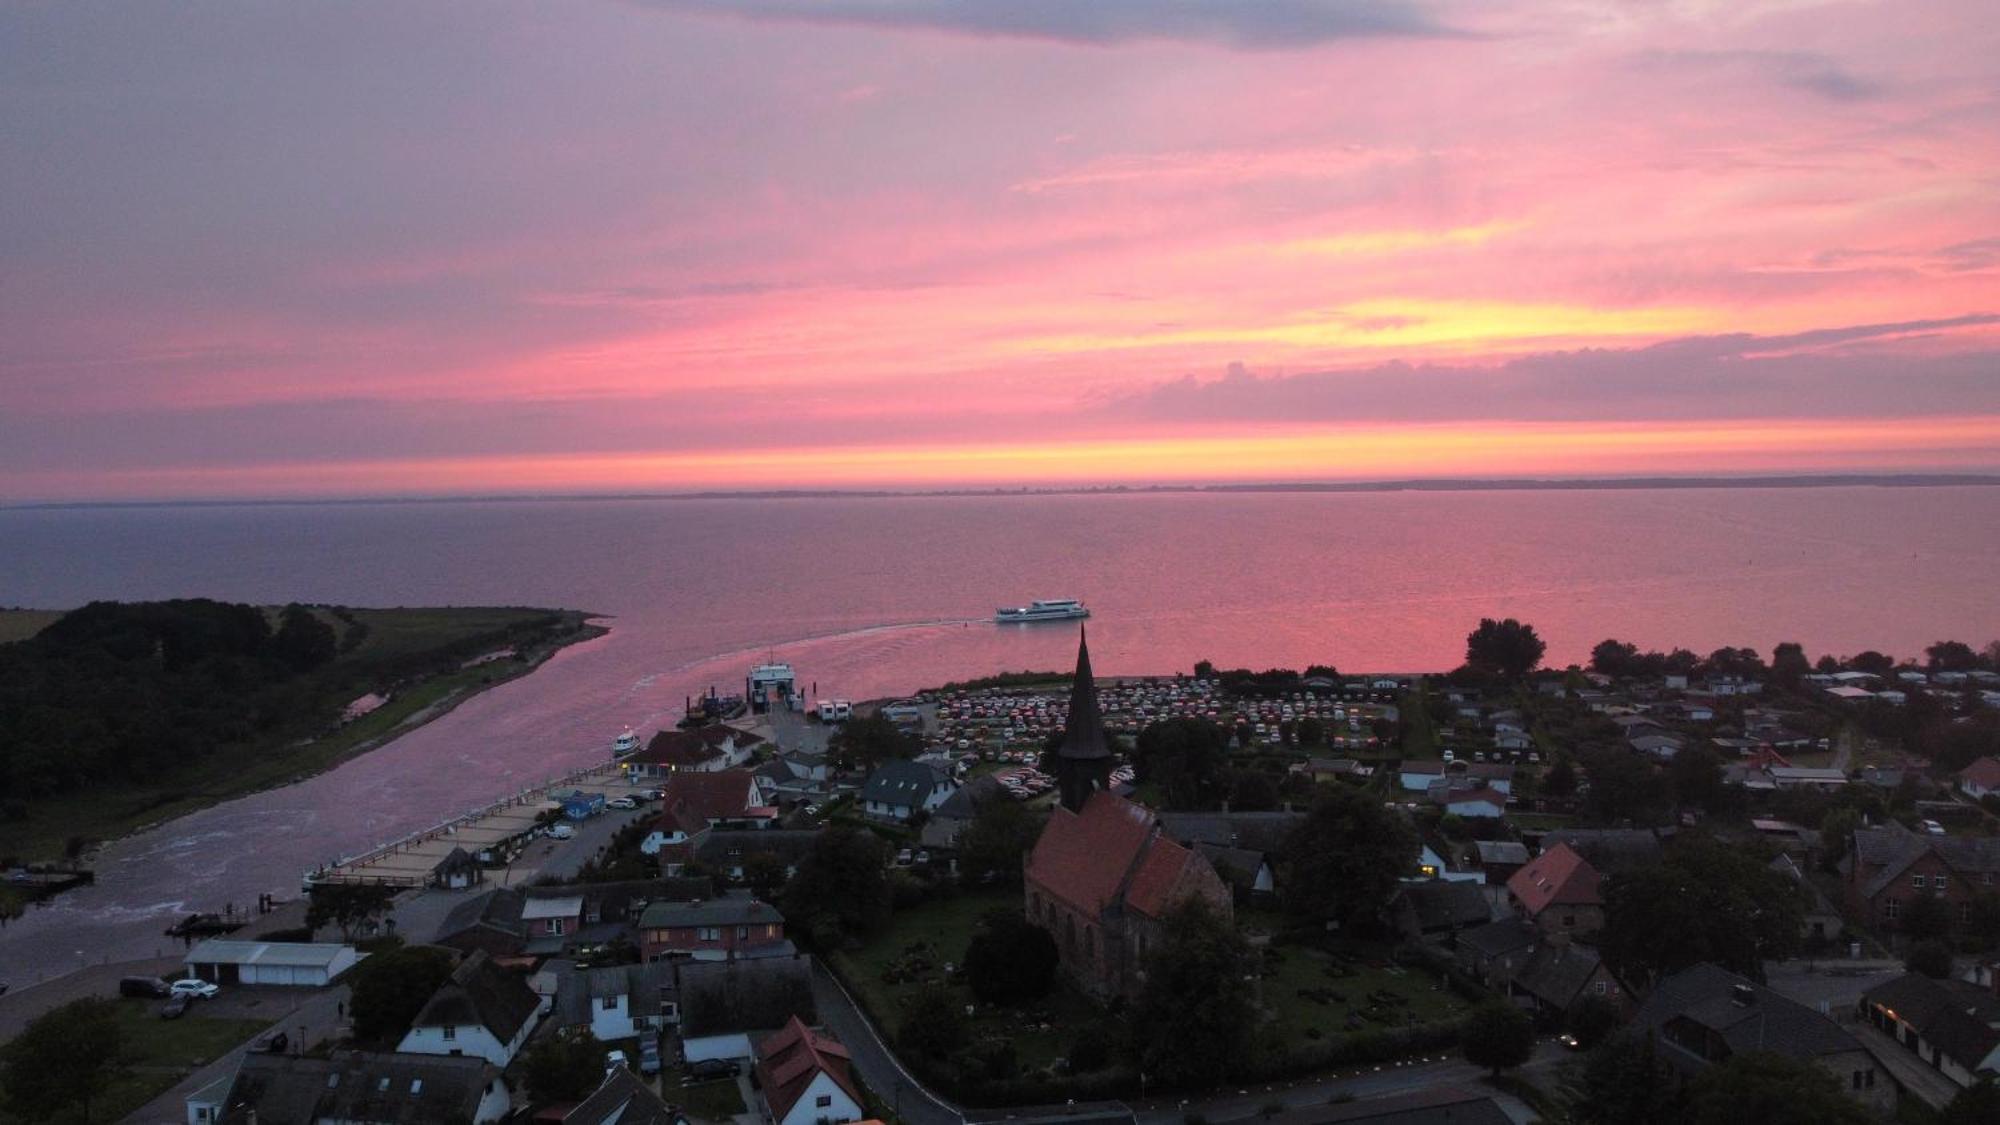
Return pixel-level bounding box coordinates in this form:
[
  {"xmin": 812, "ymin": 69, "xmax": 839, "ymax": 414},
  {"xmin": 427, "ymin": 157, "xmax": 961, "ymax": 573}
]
[{"xmin": 1056, "ymin": 626, "xmax": 1112, "ymax": 812}]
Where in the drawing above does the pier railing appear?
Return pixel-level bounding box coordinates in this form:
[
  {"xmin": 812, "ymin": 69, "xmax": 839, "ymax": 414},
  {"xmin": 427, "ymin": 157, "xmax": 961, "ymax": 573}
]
[{"xmin": 302, "ymin": 758, "xmax": 629, "ymax": 889}]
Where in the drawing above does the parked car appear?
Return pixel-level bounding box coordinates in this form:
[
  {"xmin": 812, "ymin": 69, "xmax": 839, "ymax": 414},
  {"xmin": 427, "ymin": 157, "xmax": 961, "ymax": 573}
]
[
  {"xmin": 608, "ymin": 796, "xmax": 638, "ymax": 810},
  {"xmin": 549, "ymin": 824, "xmax": 576, "ymax": 841},
  {"xmin": 169, "ymin": 979, "xmax": 220, "ymax": 999},
  {"xmin": 253, "ymin": 1030, "xmax": 290, "ymax": 1054},
  {"xmin": 639, "ymin": 1037, "xmax": 663, "ymax": 1076},
  {"xmin": 685, "ymin": 1058, "xmax": 741, "ymax": 1082},
  {"xmin": 120, "ymin": 976, "xmax": 172, "ymax": 999},
  {"xmin": 159, "ymin": 995, "xmax": 192, "ymax": 1020},
  {"xmin": 605, "ymin": 1049, "xmax": 630, "ymax": 1073}
]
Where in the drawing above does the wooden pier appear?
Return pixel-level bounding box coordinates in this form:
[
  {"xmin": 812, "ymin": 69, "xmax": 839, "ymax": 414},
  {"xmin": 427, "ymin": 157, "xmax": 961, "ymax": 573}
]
[{"xmin": 302, "ymin": 761, "xmax": 634, "ymax": 890}]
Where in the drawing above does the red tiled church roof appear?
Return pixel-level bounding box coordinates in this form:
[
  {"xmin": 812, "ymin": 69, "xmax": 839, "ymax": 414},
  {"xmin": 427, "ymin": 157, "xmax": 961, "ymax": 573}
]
[
  {"xmin": 1027, "ymin": 790, "xmax": 1202, "ymax": 919},
  {"xmin": 1506, "ymin": 842, "xmax": 1602, "ymax": 916}
]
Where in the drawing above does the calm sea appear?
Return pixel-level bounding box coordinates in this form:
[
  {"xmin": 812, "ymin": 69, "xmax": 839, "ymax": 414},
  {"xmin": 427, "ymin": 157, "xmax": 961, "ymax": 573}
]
[{"xmin": 1, "ymin": 487, "xmax": 1995, "ymax": 983}]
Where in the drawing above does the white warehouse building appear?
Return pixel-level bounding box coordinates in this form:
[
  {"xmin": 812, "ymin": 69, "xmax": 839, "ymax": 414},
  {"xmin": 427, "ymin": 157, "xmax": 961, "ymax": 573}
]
[{"xmin": 182, "ymin": 939, "xmax": 360, "ymax": 987}]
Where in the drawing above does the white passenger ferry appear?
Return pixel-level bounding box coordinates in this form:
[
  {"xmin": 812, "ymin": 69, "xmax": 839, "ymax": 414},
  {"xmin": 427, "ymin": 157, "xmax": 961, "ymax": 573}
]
[{"xmin": 995, "ymin": 598, "xmax": 1091, "ymax": 623}]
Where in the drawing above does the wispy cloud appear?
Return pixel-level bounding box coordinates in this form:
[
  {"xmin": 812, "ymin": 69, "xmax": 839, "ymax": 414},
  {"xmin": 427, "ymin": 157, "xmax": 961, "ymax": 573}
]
[
  {"xmin": 629, "ymin": 0, "xmax": 1467, "ymax": 49},
  {"xmin": 1630, "ymin": 48, "xmax": 1884, "ymax": 100}
]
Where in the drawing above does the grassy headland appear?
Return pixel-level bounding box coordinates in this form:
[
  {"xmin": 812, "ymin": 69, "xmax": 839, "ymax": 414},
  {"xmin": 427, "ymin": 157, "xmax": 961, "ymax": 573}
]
[{"xmin": 0, "ymin": 602, "xmax": 604, "ymax": 863}]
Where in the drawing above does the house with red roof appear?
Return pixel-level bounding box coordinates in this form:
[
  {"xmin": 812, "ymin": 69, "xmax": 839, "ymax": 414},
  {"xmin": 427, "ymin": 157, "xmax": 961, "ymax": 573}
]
[
  {"xmin": 639, "ymin": 770, "xmax": 769, "ymax": 864},
  {"xmin": 621, "ymin": 725, "xmax": 764, "ymax": 781},
  {"xmin": 753, "ymin": 1016, "xmax": 863, "ymax": 1125},
  {"xmin": 1959, "ymin": 757, "xmax": 2000, "ymax": 801},
  {"xmin": 1505, "ymin": 843, "xmax": 1604, "ymax": 940}
]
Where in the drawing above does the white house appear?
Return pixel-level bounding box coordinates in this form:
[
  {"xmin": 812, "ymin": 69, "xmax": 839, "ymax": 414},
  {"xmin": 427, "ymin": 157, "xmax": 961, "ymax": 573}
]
[
  {"xmin": 857, "ymin": 760, "xmax": 957, "ymax": 822},
  {"xmin": 1959, "ymin": 758, "xmax": 2000, "ymax": 801},
  {"xmin": 754, "ymin": 1017, "xmax": 864, "ymax": 1125},
  {"xmin": 181, "ymin": 939, "xmax": 358, "ymax": 987},
  {"xmin": 398, "ymin": 951, "xmax": 547, "ymax": 1068},
  {"xmin": 557, "ymin": 961, "xmax": 680, "ymax": 1043},
  {"xmin": 1444, "ymin": 788, "xmax": 1508, "ymax": 820}
]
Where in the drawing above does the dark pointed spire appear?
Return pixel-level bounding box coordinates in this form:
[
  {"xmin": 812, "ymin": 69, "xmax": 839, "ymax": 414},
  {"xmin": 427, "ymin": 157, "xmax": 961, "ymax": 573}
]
[
  {"xmin": 1057, "ymin": 626, "xmax": 1113, "ymax": 814},
  {"xmin": 1060, "ymin": 626, "xmax": 1111, "ymax": 762}
]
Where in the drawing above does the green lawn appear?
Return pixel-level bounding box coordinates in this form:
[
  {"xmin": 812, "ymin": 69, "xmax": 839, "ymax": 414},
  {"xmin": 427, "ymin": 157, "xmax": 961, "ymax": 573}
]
[
  {"xmin": 0, "ymin": 609, "xmax": 64, "ymax": 645},
  {"xmin": 681, "ymin": 1078, "xmax": 747, "ymax": 1120},
  {"xmin": 0, "ymin": 606, "xmax": 602, "ymax": 862},
  {"xmin": 2, "ymin": 1001, "xmax": 272, "ymax": 1125},
  {"xmin": 1256, "ymin": 942, "xmax": 1471, "ymax": 1043},
  {"xmin": 831, "ymin": 889, "xmax": 1099, "ymax": 1077}
]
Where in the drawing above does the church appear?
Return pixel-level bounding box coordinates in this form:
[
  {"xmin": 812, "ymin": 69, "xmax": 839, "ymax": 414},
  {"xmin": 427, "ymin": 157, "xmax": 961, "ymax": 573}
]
[{"xmin": 1024, "ymin": 629, "xmax": 1233, "ymax": 999}]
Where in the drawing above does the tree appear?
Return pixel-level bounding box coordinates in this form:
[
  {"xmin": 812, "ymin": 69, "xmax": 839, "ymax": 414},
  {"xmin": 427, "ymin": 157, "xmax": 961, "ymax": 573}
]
[
  {"xmin": 1928, "ymin": 641, "xmax": 1979, "ymax": 672},
  {"xmin": 1942, "ymin": 1077, "xmax": 2000, "ymax": 1125},
  {"xmin": 1564, "ymin": 1033, "xmax": 1680, "ymax": 1125},
  {"xmin": 1543, "ymin": 757, "xmax": 1577, "ymax": 798},
  {"xmin": 1906, "ymin": 939, "xmax": 1953, "ymax": 979},
  {"xmin": 962, "ymin": 910, "xmax": 1059, "ymax": 1004},
  {"xmin": 1228, "ymin": 769, "xmax": 1280, "ymax": 811},
  {"xmin": 1567, "ymin": 995, "xmax": 1620, "ymax": 1050},
  {"xmin": 956, "ymin": 798, "xmax": 1044, "ymax": 887},
  {"xmin": 1295, "ymin": 717, "xmax": 1326, "ymax": 747},
  {"xmin": 348, "ymin": 944, "xmax": 456, "ymax": 1045},
  {"xmin": 1684, "ymin": 1051, "xmax": 1871, "ymax": 1125},
  {"xmin": 1849, "ymin": 651, "xmax": 1895, "ymax": 677},
  {"xmin": 520, "ymin": 1027, "xmax": 606, "ymax": 1104},
  {"xmin": 899, "ymin": 986, "xmax": 967, "ymax": 1061},
  {"xmin": 1902, "ymin": 892, "xmax": 1953, "ymax": 943},
  {"xmin": 305, "ymin": 882, "xmax": 399, "ymax": 941},
  {"xmin": 1771, "ymin": 642, "xmax": 1811, "ymax": 690},
  {"xmin": 1578, "ymin": 746, "xmax": 1665, "ymax": 825},
  {"xmin": 1668, "ymin": 743, "xmax": 1726, "ymax": 812},
  {"xmin": 1600, "ymin": 835, "xmax": 1804, "ymax": 988},
  {"xmin": 1280, "ymin": 785, "xmax": 1417, "ymax": 934},
  {"xmin": 1464, "ymin": 618, "xmax": 1546, "ymax": 680},
  {"xmin": 741, "ymin": 851, "xmax": 790, "ymax": 899},
  {"xmin": 0, "ymin": 997, "xmax": 124, "ymax": 1123},
  {"xmin": 782, "ymin": 824, "xmax": 891, "ymax": 945},
  {"xmin": 829, "ymin": 713, "xmax": 920, "ymax": 771},
  {"xmin": 1461, "ymin": 1002, "xmax": 1534, "ymax": 1075},
  {"xmin": 1590, "ymin": 638, "xmax": 1641, "ymax": 678},
  {"xmin": 1128, "ymin": 898, "xmax": 1254, "ymax": 1090},
  {"xmin": 1967, "ymin": 892, "xmax": 2000, "ymax": 952},
  {"xmin": 272, "ymin": 603, "xmax": 338, "ymax": 672},
  {"xmin": 1133, "ymin": 717, "xmax": 1230, "ymax": 810}
]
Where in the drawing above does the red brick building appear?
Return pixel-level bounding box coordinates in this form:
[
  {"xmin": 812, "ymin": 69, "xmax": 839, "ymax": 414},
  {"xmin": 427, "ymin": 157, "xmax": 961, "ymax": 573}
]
[
  {"xmin": 1022, "ymin": 630, "xmax": 1232, "ymax": 999},
  {"xmin": 638, "ymin": 892, "xmax": 788, "ymax": 962},
  {"xmin": 1846, "ymin": 823, "xmax": 2000, "ymax": 929}
]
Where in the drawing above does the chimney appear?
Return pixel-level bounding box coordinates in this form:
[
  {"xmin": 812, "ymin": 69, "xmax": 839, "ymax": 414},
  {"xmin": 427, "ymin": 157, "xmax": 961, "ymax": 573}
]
[{"xmin": 1731, "ymin": 983, "xmax": 1756, "ymax": 1007}]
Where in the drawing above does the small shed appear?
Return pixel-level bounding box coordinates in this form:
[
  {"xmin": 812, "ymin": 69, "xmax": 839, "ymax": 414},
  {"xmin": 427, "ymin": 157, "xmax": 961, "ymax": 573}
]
[
  {"xmin": 554, "ymin": 789, "xmax": 607, "ymax": 820},
  {"xmin": 183, "ymin": 939, "xmax": 359, "ymax": 986},
  {"xmin": 431, "ymin": 846, "xmax": 484, "ymax": 890}
]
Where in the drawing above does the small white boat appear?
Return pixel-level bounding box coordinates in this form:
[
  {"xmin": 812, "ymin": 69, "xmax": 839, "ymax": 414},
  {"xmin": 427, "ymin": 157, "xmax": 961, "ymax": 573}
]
[{"xmin": 995, "ymin": 598, "xmax": 1090, "ymax": 623}]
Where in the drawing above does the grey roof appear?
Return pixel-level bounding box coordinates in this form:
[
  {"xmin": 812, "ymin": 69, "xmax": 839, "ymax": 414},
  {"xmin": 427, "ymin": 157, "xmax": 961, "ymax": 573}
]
[
  {"xmin": 1473, "ymin": 840, "xmax": 1529, "ymax": 866},
  {"xmin": 1632, "ymin": 964, "xmax": 1859, "ymax": 1071},
  {"xmin": 693, "ymin": 829, "xmax": 820, "ymax": 869},
  {"xmin": 432, "ymin": 846, "xmax": 479, "ymax": 875},
  {"xmin": 1058, "ymin": 628, "xmax": 1111, "ymax": 761},
  {"xmin": 1395, "ymin": 881, "xmax": 1492, "ymax": 932},
  {"xmin": 858, "ymin": 760, "xmax": 949, "ymax": 808},
  {"xmin": 1156, "ymin": 811, "xmax": 1306, "ymax": 855},
  {"xmin": 1513, "ymin": 942, "xmax": 1607, "ymax": 1010},
  {"xmin": 638, "ymin": 890, "xmax": 784, "ymax": 930},
  {"xmin": 675, "ymin": 954, "xmax": 816, "ymax": 1038},
  {"xmin": 568, "ymin": 1066, "xmax": 682, "ymax": 1125},
  {"xmin": 1459, "ymin": 919, "xmax": 1538, "ymax": 961},
  {"xmin": 1539, "ymin": 828, "xmax": 1667, "ymax": 874},
  {"xmin": 1863, "ymin": 973, "xmax": 2000, "ymax": 1071},
  {"xmin": 554, "ymin": 961, "xmax": 679, "ymax": 1028},
  {"xmin": 1847, "ymin": 823, "xmax": 2000, "ymax": 900},
  {"xmin": 217, "ymin": 1050, "xmax": 496, "ymax": 1125},
  {"xmin": 1193, "ymin": 843, "xmax": 1268, "ymax": 890},
  {"xmin": 934, "ymin": 774, "xmax": 1007, "ymax": 821},
  {"xmin": 408, "ymin": 950, "xmax": 541, "ymax": 1044},
  {"xmin": 184, "ymin": 939, "xmax": 354, "ymax": 969},
  {"xmin": 433, "ymin": 887, "xmax": 525, "ymax": 946}
]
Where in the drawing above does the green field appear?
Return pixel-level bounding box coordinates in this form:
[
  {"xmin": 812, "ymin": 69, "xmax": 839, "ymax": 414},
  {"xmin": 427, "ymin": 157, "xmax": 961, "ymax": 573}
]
[
  {"xmin": 831, "ymin": 889, "xmax": 1099, "ymax": 1078},
  {"xmin": 1256, "ymin": 942, "xmax": 1472, "ymax": 1043},
  {"xmin": 681, "ymin": 1078, "xmax": 748, "ymax": 1120},
  {"xmin": 0, "ymin": 604, "xmax": 604, "ymax": 862},
  {"xmin": 0, "ymin": 1000, "xmax": 269, "ymax": 1125},
  {"xmin": 0, "ymin": 609, "xmax": 64, "ymax": 646}
]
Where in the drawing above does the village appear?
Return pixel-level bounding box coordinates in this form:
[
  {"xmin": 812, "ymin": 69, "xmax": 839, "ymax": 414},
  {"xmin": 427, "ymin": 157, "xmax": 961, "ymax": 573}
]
[{"xmin": 8, "ymin": 625, "xmax": 2000, "ymax": 1125}]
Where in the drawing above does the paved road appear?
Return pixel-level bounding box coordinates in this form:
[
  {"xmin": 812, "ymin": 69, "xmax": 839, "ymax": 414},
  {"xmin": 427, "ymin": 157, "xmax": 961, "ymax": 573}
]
[{"xmin": 811, "ymin": 962, "xmax": 963, "ymax": 1125}]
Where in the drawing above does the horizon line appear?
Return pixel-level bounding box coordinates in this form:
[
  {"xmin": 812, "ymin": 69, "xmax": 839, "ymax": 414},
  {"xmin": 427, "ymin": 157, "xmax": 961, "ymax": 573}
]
[{"xmin": 5, "ymin": 471, "xmax": 2000, "ymax": 511}]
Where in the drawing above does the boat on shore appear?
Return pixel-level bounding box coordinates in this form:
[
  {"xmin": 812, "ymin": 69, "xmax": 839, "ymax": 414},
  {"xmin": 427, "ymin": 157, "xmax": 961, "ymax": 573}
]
[{"xmin": 995, "ymin": 598, "xmax": 1091, "ymax": 623}]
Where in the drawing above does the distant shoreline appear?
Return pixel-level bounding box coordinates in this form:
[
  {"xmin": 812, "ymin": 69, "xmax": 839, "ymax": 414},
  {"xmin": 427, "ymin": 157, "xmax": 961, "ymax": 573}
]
[{"xmin": 6, "ymin": 472, "xmax": 1999, "ymax": 510}]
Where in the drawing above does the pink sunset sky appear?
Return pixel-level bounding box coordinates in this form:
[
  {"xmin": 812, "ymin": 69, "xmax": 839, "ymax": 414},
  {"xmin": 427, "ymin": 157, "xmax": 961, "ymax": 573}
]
[{"xmin": 3, "ymin": 0, "xmax": 1998, "ymax": 500}]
